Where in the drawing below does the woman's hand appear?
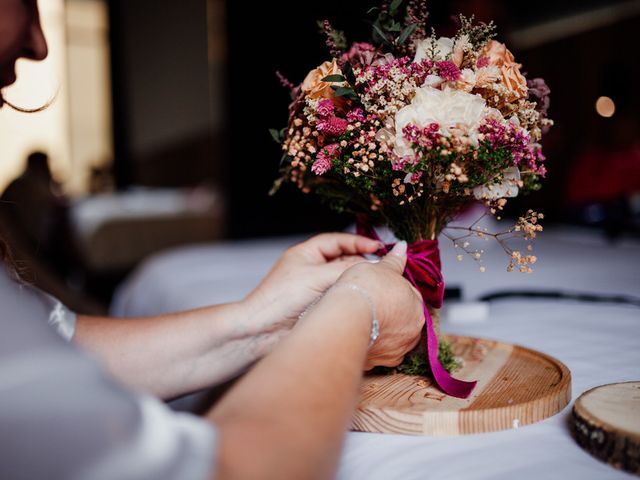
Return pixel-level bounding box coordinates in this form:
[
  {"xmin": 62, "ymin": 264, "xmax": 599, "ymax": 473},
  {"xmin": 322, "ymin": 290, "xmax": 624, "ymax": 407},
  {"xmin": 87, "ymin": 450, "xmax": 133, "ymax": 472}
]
[
  {"xmin": 334, "ymin": 241, "xmax": 425, "ymax": 370},
  {"xmin": 243, "ymin": 233, "xmax": 381, "ymax": 335}
]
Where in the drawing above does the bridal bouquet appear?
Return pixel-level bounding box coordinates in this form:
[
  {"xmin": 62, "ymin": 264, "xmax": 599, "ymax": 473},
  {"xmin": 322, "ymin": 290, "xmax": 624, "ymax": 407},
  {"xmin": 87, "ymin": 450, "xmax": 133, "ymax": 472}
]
[{"xmin": 271, "ymin": 1, "xmax": 552, "ymax": 398}]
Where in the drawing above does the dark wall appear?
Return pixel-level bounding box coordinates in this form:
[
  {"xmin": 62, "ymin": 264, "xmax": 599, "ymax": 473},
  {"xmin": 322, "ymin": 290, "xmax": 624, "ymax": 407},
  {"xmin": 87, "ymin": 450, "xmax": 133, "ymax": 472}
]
[
  {"xmin": 226, "ymin": 1, "xmax": 373, "ymax": 238},
  {"xmin": 109, "ymin": 0, "xmax": 220, "ymax": 188}
]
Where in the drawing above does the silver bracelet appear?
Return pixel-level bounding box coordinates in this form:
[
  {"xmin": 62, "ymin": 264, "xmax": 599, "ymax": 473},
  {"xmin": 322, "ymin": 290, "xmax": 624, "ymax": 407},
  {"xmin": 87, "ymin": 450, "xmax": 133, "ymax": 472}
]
[
  {"xmin": 327, "ymin": 282, "xmax": 380, "ymax": 347},
  {"xmin": 297, "ymin": 284, "xmax": 380, "ymax": 347}
]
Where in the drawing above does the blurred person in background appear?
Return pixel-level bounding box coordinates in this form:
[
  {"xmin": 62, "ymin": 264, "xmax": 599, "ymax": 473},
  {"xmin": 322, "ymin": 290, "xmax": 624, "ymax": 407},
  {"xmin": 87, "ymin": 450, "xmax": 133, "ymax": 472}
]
[
  {"xmin": 0, "ymin": 151, "xmax": 75, "ymax": 272},
  {"xmin": 0, "ymin": 1, "xmax": 424, "ymax": 479},
  {"xmin": 0, "ymin": 150, "xmax": 99, "ymax": 313}
]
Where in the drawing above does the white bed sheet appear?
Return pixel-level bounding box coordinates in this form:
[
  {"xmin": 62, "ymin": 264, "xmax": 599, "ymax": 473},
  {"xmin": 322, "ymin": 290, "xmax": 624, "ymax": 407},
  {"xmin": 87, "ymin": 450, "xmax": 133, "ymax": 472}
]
[{"xmin": 111, "ymin": 227, "xmax": 640, "ymax": 479}]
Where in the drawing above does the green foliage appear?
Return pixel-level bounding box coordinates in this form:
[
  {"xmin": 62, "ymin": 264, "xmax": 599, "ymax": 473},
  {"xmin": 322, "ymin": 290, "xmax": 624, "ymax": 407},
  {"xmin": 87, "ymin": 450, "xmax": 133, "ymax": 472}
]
[
  {"xmin": 341, "ymin": 61, "xmax": 357, "ymax": 86},
  {"xmin": 389, "ymin": 0, "xmax": 404, "ymax": 16},
  {"xmin": 331, "ymin": 85, "xmax": 360, "ymax": 101},
  {"xmin": 521, "ymin": 173, "xmax": 543, "ymax": 192},
  {"xmin": 269, "ymin": 128, "xmax": 286, "ymax": 144},
  {"xmin": 375, "ymin": 337, "xmax": 462, "ymax": 377},
  {"xmin": 457, "ymin": 14, "xmax": 497, "ymax": 50},
  {"xmin": 397, "ymin": 23, "xmax": 418, "ymax": 46},
  {"xmin": 368, "ymin": 0, "xmax": 421, "ymax": 53},
  {"xmin": 321, "ymin": 74, "xmax": 346, "ymax": 82}
]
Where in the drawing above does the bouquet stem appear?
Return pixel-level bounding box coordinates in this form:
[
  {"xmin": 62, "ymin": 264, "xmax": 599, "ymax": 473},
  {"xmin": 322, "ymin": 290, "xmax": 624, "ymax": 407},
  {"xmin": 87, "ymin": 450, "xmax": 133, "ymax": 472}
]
[{"xmin": 429, "ymin": 305, "xmax": 441, "ymax": 337}]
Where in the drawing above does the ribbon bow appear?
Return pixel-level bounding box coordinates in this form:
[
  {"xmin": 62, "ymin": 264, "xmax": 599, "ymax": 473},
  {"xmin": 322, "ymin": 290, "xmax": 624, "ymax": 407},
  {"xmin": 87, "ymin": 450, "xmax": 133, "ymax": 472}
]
[{"xmin": 357, "ymin": 216, "xmax": 477, "ymax": 399}]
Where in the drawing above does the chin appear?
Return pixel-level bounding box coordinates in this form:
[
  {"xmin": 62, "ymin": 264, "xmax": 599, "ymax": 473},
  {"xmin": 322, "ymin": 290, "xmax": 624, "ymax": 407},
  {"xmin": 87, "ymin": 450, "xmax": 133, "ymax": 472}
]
[{"xmin": 0, "ymin": 67, "xmax": 17, "ymax": 89}]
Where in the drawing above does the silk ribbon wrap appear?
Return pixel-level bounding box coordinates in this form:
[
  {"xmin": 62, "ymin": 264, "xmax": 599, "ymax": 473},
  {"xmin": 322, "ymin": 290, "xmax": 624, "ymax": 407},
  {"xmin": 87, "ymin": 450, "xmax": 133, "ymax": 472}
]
[{"xmin": 356, "ymin": 216, "xmax": 477, "ymax": 399}]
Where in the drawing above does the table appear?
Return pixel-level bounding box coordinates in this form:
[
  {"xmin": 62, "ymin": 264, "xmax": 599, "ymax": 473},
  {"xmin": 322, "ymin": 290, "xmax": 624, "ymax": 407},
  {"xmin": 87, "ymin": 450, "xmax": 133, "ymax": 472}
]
[{"xmin": 111, "ymin": 226, "xmax": 640, "ymax": 479}]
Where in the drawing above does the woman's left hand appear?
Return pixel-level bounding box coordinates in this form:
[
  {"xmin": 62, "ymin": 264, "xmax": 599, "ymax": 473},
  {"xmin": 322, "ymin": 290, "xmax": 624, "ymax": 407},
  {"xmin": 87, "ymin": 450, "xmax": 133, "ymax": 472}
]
[{"xmin": 243, "ymin": 233, "xmax": 381, "ymax": 334}]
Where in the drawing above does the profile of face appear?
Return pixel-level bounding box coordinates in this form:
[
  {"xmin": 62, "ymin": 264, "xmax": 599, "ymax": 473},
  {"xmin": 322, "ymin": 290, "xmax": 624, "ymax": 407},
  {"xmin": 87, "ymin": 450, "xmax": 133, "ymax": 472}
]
[{"xmin": 0, "ymin": 0, "xmax": 48, "ymax": 105}]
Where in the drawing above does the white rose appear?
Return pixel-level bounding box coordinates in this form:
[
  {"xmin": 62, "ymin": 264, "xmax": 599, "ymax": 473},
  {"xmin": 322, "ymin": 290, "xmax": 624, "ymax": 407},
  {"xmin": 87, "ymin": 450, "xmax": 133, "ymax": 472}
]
[
  {"xmin": 473, "ymin": 167, "xmax": 521, "ymax": 200},
  {"xmin": 394, "ymin": 86, "xmax": 491, "ymax": 157},
  {"xmin": 414, "ymin": 36, "xmax": 454, "ymax": 63}
]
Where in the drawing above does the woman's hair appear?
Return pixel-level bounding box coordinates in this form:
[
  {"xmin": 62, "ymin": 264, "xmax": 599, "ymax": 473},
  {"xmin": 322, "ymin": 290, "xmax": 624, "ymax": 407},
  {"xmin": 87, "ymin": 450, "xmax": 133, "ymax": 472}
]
[
  {"xmin": 0, "ymin": 235, "xmax": 8, "ymax": 260},
  {"xmin": 0, "ymin": 232, "xmax": 25, "ymax": 281},
  {"xmin": 4, "ymin": 98, "xmax": 53, "ymax": 113},
  {"xmin": 0, "ymin": 235, "xmax": 15, "ymax": 271}
]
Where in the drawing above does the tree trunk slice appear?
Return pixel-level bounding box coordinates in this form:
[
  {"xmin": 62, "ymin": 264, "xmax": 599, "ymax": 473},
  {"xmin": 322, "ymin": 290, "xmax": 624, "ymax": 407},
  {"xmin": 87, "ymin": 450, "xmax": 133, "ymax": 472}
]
[
  {"xmin": 351, "ymin": 335, "xmax": 571, "ymax": 435},
  {"xmin": 571, "ymin": 382, "xmax": 640, "ymax": 475}
]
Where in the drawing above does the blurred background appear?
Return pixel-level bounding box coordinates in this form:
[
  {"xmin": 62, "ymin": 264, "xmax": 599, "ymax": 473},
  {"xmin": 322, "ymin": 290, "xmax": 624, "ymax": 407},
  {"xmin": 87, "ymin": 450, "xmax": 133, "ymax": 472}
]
[{"xmin": 0, "ymin": 0, "xmax": 638, "ymax": 313}]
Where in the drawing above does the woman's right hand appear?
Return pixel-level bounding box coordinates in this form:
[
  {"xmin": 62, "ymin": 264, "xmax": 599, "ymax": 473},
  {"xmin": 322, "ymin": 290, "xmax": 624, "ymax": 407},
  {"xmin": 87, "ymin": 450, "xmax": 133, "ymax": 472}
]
[{"xmin": 334, "ymin": 241, "xmax": 425, "ymax": 370}]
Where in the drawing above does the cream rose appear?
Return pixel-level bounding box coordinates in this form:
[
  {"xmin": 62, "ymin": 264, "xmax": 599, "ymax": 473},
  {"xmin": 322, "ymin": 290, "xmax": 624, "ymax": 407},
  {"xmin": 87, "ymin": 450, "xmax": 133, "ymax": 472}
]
[
  {"xmin": 301, "ymin": 59, "xmax": 343, "ymax": 100},
  {"xmin": 482, "ymin": 40, "xmax": 527, "ymax": 102},
  {"xmin": 475, "ymin": 65, "xmax": 501, "ymax": 88},
  {"xmin": 394, "ymin": 86, "xmax": 492, "ymax": 157}
]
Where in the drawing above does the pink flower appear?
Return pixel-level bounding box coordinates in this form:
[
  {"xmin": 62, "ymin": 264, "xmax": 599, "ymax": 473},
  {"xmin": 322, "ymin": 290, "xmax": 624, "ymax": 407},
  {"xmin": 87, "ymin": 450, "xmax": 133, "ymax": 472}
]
[
  {"xmin": 340, "ymin": 42, "xmax": 378, "ymax": 67},
  {"xmin": 347, "ymin": 108, "xmax": 365, "ymax": 123},
  {"xmin": 312, "ymin": 143, "xmax": 340, "ymax": 175},
  {"xmin": 436, "ymin": 60, "xmax": 461, "ymax": 82},
  {"xmin": 407, "ymin": 171, "xmax": 423, "ymax": 183},
  {"xmin": 476, "ymin": 56, "xmax": 490, "ymax": 68},
  {"xmin": 316, "ymin": 99, "xmax": 335, "ymax": 117},
  {"xmin": 391, "ymin": 155, "xmax": 412, "ymax": 171},
  {"xmin": 402, "ymin": 122, "xmax": 441, "ymax": 149},
  {"xmin": 317, "ymin": 116, "xmax": 348, "ymax": 136}
]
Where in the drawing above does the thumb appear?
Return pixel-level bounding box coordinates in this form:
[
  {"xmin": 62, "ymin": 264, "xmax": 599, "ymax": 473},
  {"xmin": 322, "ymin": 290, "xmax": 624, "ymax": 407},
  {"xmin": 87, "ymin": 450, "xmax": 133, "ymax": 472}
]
[{"xmin": 380, "ymin": 240, "xmax": 408, "ymax": 273}]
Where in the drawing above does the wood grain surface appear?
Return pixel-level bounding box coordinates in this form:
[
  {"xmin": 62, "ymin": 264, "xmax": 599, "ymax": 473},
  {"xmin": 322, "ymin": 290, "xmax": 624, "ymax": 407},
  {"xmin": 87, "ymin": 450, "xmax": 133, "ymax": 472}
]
[
  {"xmin": 572, "ymin": 382, "xmax": 640, "ymax": 475},
  {"xmin": 351, "ymin": 335, "xmax": 571, "ymax": 435}
]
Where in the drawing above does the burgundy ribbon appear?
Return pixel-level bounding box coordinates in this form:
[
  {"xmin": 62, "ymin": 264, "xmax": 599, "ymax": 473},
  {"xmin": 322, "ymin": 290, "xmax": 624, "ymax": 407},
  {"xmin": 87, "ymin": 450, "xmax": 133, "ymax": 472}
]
[{"xmin": 357, "ymin": 216, "xmax": 477, "ymax": 399}]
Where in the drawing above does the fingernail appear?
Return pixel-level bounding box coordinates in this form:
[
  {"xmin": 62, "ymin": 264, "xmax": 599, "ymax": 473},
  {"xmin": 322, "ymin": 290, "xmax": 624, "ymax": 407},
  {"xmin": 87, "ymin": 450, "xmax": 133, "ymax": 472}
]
[{"xmin": 389, "ymin": 240, "xmax": 407, "ymax": 256}]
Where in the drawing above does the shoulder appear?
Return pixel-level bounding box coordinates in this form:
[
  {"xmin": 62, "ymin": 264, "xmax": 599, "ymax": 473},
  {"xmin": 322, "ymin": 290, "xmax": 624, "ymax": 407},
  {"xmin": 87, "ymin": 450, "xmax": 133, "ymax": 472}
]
[{"xmin": 0, "ymin": 265, "xmax": 74, "ymax": 351}]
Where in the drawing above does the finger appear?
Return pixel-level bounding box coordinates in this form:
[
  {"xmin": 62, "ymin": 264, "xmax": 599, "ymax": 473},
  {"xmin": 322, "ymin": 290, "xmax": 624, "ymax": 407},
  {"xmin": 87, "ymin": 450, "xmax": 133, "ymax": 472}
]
[
  {"xmin": 302, "ymin": 233, "xmax": 381, "ymax": 262},
  {"xmin": 377, "ymin": 355, "xmax": 405, "ymax": 368},
  {"xmin": 407, "ymin": 331, "xmax": 422, "ymax": 352},
  {"xmin": 314, "ymin": 257, "xmax": 369, "ymax": 289},
  {"xmin": 329, "ymin": 254, "xmax": 367, "ymax": 264},
  {"xmin": 379, "ymin": 240, "xmax": 407, "ymax": 273}
]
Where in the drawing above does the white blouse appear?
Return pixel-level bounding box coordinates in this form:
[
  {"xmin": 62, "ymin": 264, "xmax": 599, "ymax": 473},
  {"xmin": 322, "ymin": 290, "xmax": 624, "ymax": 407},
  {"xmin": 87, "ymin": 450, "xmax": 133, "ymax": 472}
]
[{"xmin": 0, "ymin": 266, "xmax": 217, "ymax": 480}]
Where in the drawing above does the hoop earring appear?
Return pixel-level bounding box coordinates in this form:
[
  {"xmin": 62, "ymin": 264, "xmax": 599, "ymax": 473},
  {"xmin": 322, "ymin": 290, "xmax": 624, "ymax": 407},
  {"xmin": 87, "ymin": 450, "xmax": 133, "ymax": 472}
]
[{"xmin": 0, "ymin": 88, "xmax": 58, "ymax": 113}]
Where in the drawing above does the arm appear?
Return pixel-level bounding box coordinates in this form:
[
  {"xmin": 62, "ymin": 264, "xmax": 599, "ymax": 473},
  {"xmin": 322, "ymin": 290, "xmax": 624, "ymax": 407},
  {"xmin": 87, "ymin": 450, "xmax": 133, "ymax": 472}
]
[
  {"xmin": 74, "ymin": 233, "xmax": 381, "ymax": 399},
  {"xmin": 75, "ymin": 301, "xmax": 274, "ymax": 400},
  {"xmin": 208, "ymin": 241, "xmax": 424, "ymax": 480}
]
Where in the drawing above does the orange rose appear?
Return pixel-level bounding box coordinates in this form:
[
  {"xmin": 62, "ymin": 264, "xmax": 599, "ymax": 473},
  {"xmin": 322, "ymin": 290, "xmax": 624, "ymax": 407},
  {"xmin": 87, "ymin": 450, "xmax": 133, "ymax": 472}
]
[
  {"xmin": 301, "ymin": 59, "xmax": 343, "ymax": 100},
  {"xmin": 482, "ymin": 40, "xmax": 527, "ymax": 102}
]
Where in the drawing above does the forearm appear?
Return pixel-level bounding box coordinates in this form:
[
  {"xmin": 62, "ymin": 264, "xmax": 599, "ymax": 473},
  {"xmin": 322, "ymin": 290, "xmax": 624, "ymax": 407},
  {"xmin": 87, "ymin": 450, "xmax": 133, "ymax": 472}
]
[
  {"xmin": 208, "ymin": 287, "xmax": 371, "ymax": 480},
  {"xmin": 74, "ymin": 301, "xmax": 282, "ymax": 399}
]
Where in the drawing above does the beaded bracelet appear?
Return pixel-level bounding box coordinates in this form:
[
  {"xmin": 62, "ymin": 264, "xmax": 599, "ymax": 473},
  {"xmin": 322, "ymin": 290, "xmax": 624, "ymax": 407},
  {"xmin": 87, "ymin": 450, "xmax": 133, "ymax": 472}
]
[{"xmin": 299, "ymin": 283, "xmax": 379, "ymax": 347}]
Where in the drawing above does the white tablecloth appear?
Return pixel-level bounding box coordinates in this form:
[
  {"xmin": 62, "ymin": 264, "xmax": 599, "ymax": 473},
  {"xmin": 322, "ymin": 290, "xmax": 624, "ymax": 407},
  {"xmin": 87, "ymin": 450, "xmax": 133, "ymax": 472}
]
[{"xmin": 111, "ymin": 227, "xmax": 640, "ymax": 479}]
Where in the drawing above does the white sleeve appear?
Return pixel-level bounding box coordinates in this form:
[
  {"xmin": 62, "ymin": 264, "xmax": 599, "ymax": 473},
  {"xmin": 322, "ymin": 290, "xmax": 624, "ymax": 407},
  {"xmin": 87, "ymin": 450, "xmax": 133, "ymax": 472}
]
[
  {"xmin": 0, "ymin": 267, "xmax": 217, "ymax": 479},
  {"xmin": 0, "ymin": 348, "xmax": 217, "ymax": 480},
  {"xmin": 46, "ymin": 295, "xmax": 77, "ymax": 341}
]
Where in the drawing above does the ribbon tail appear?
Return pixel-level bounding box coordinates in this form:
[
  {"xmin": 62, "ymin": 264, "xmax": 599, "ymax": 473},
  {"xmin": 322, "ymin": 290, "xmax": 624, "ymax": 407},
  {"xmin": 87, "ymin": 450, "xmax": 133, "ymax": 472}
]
[{"xmin": 423, "ymin": 303, "xmax": 477, "ymax": 399}]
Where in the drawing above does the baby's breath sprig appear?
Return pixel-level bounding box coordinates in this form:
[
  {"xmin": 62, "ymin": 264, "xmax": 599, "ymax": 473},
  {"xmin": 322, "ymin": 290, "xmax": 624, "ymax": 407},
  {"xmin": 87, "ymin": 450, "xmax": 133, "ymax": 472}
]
[{"xmin": 443, "ymin": 209, "xmax": 544, "ymax": 273}]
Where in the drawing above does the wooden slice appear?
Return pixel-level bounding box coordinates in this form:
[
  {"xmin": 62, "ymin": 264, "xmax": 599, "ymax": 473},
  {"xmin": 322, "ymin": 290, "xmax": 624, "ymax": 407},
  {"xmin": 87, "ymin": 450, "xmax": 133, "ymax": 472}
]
[
  {"xmin": 571, "ymin": 382, "xmax": 640, "ymax": 475},
  {"xmin": 351, "ymin": 335, "xmax": 571, "ymax": 435}
]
